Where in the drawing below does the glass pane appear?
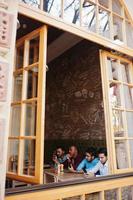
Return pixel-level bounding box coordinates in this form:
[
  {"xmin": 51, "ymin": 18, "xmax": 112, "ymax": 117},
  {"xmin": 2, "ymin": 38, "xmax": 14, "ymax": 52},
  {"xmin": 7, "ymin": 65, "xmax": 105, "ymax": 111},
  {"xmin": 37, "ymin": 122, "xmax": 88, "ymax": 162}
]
[
  {"xmin": 63, "ymin": 196, "xmax": 81, "ymax": 200},
  {"xmin": 112, "ymin": 109, "xmax": 125, "ymax": 137},
  {"xmin": 98, "ymin": 0, "xmax": 109, "ymax": 8},
  {"xmin": 85, "ymin": 192, "xmax": 101, "ymax": 200},
  {"xmin": 109, "ymin": 83, "xmax": 122, "ymax": 108},
  {"xmin": 64, "ymin": 0, "xmax": 80, "ymax": 25},
  {"xmin": 82, "ymin": 2, "xmax": 96, "ymax": 32},
  {"xmin": 107, "ymin": 58, "xmax": 119, "ymax": 81},
  {"xmin": 121, "ymin": 62, "xmax": 132, "ymax": 84},
  {"xmin": 10, "ymin": 105, "xmax": 21, "ymax": 136},
  {"xmin": 29, "ymin": 37, "xmax": 39, "ymax": 65},
  {"xmin": 129, "ymin": 140, "xmax": 133, "ymax": 167},
  {"xmin": 126, "ymin": 21, "xmax": 133, "ymax": 49},
  {"xmin": 24, "ymin": 102, "xmax": 37, "ymax": 136},
  {"xmin": 8, "ymin": 140, "xmax": 19, "ymax": 173},
  {"xmin": 115, "ymin": 140, "xmax": 129, "ymax": 169},
  {"xmin": 112, "ymin": 0, "xmax": 122, "ymax": 15},
  {"xmin": 22, "ymin": 140, "xmax": 35, "ymax": 176},
  {"xmin": 21, "ymin": 0, "xmax": 40, "ymax": 8},
  {"xmin": 13, "ymin": 74, "xmax": 23, "ymax": 101},
  {"xmin": 121, "ymin": 186, "xmax": 133, "ymax": 200},
  {"xmin": 27, "ymin": 67, "xmax": 38, "ymax": 99},
  {"xmin": 104, "ymin": 189, "xmax": 118, "ymax": 200},
  {"xmin": 123, "ymin": 86, "xmax": 133, "ymax": 109},
  {"xmin": 16, "ymin": 44, "xmax": 24, "ymax": 69},
  {"xmin": 98, "ymin": 8, "xmax": 110, "ymax": 38},
  {"xmin": 43, "ymin": 0, "xmax": 61, "ymax": 17},
  {"xmin": 113, "ymin": 16, "xmax": 123, "ymax": 42},
  {"xmin": 126, "ymin": 112, "xmax": 133, "ymax": 137}
]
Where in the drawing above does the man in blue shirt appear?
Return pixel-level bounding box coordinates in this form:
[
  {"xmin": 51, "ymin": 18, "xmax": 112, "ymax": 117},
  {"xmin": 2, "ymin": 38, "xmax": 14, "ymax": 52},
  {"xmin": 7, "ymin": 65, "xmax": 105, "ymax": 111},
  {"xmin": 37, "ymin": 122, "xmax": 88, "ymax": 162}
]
[{"xmin": 76, "ymin": 147, "xmax": 99, "ymax": 172}]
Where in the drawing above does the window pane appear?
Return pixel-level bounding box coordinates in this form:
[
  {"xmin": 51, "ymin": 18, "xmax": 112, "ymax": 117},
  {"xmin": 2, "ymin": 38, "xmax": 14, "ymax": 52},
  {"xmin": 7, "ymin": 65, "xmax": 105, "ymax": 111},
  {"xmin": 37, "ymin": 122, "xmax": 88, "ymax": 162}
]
[
  {"xmin": 21, "ymin": 140, "xmax": 35, "ymax": 176},
  {"xmin": 98, "ymin": 0, "xmax": 109, "ymax": 8},
  {"xmin": 121, "ymin": 62, "xmax": 132, "ymax": 84},
  {"xmin": 107, "ymin": 58, "xmax": 119, "ymax": 81},
  {"xmin": 123, "ymin": 86, "xmax": 133, "ymax": 109},
  {"xmin": 121, "ymin": 186, "xmax": 133, "ymax": 200},
  {"xmin": 126, "ymin": 112, "xmax": 133, "ymax": 137},
  {"xmin": 24, "ymin": 102, "xmax": 37, "ymax": 136},
  {"xmin": 8, "ymin": 140, "xmax": 19, "ymax": 173},
  {"xmin": 64, "ymin": 0, "xmax": 80, "ymax": 25},
  {"xmin": 16, "ymin": 44, "xmax": 24, "ymax": 69},
  {"xmin": 129, "ymin": 140, "xmax": 133, "ymax": 167},
  {"xmin": 109, "ymin": 83, "xmax": 122, "ymax": 108},
  {"xmin": 113, "ymin": 16, "xmax": 123, "ymax": 42},
  {"xmin": 21, "ymin": 0, "xmax": 40, "ymax": 8},
  {"xmin": 126, "ymin": 21, "xmax": 133, "ymax": 49},
  {"xmin": 115, "ymin": 140, "xmax": 129, "ymax": 169},
  {"xmin": 112, "ymin": 0, "xmax": 122, "ymax": 15},
  {"xmin": 63, "ymin": 196, "xmax": 81, "ymax": 200},
  {"xmin": 82, "ymin": 2, "xmax": 96, "ymax": 32},
  {"xmin": 104, "ymin": 189, "xmax": 118, "ymax": 200},
  {"xmin": 98, "ymin": 8, "xmax": 110, "ymax": 38},
  {"xmin": 85, "ymin": 192, "xmax": 101, "ymax": 200},
  {"xmin": 10, "ymin": 105, "xmax": 21, "ymax": 136},
  {"xmin": 29, "ymin": 37, "xmax": 39, "ymax": 65},
  {"xmin": 43, "ymin": 0, "xmax": 61, "ymax": 18},
  {"xmin": 27, "ymin": 67, "xmax": 38, "ymax": 99},
  {"xmin": 112, "ymin": 109, "xmax": 125, "ymax": 137},
  {"xmin": 13, "ymin": 74, "xmax": 23, "ymax": 101}
]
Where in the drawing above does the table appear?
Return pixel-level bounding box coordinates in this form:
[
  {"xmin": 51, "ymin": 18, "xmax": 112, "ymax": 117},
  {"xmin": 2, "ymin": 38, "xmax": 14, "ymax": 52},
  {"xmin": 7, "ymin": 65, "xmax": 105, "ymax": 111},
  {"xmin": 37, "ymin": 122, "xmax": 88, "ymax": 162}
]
[{"xmin": 44, "ymin": 169, "xmax": 87, "ymax": 183}]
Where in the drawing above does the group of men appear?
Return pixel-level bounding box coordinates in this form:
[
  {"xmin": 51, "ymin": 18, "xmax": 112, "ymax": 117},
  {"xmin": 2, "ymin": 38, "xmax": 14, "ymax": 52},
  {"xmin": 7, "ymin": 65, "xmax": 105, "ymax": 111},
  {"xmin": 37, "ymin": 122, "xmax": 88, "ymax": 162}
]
[{"xmin": 52, "ymin": 146, "xmax": 108, "ymax": 177}]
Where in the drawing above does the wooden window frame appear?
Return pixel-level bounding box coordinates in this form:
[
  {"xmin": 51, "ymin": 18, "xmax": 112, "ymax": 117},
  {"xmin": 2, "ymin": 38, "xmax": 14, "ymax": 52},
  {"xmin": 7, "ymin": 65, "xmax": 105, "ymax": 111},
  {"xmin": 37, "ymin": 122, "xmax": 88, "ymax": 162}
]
[
  {"xmin": 100, "ymin": 50, "xmax": 133, "ymax": 174},
  {"xmin": 7, "ymin": 25, "xmax": 47, "ymax": 184}
]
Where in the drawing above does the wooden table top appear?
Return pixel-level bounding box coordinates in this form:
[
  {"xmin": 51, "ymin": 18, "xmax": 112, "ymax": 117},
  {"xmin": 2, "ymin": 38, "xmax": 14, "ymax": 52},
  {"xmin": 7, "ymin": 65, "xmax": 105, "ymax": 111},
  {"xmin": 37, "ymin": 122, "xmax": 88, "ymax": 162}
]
[{"xmin": 44, "ymin": 169, "xmax": 87, "ymax": 182}]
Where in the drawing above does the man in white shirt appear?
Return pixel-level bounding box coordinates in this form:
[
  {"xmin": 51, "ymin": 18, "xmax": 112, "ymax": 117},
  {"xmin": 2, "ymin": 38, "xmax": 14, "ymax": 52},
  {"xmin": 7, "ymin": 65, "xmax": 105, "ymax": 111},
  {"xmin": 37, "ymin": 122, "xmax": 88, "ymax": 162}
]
[{"xmin": 87, "ymin": 148, "xmax": 108, "ymax": 176}]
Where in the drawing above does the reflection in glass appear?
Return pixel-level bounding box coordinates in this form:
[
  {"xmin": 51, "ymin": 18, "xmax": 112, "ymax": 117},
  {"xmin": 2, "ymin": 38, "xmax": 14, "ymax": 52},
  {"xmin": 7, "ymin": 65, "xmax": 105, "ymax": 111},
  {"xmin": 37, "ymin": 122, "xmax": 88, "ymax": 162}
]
[
  {"xmin": 85, "ymin": 192, "xmax": 101, "ymax": 200},
  {"xmin": 104, "ymin": 189, "xmax": 118, "ymax": 200},
  {"xmin": 82, "ymin": 2, "xmax": 96, "ymax": 32},
  {"xmin": 27, "ymin": 67, "xmax": 38, "ymax": 99},
  {"xmin": 126, "ymin": 21, "xmax": 133, "ymax": 49},
  {"xmin": 121, "ymin": 62, "xmax": 131, "ymax": 84},
  {"xmin": 10, "ymin": 106, "xmax": 21, "ymax": 136},
  {"xmin": 129, "ymin": 140, "xmax": 133, "ymax": 167},
  {"xmin": 64, "ymin": 0, "xmax": 80, "ymax": 25},
  {"xmin": 98, "ymin": 0, "xmax": 109, "ymax": 8},
  {"xmin": 29, "ymin": 37, "xmax": 39, "ymax": 65},
  {"xmin": 99, "ymin": 9, "xmax": 110, "ymax": 38},
  {"xmin": 112, "ymin": 109, "xmax": 124, "ymax": 137},
  {"xmin": 22, "ymin": 140, "xmax": 35, "ymax": 176},
  {"xmin": 21, "ymin": 0, "xmax": 40, "ymax": 8},
  {"xmin": 8, "ymin": 140, "xmax": 19, "ymax": 173},
  {"xmin": 24, "ymin": 102, "xmax": 37, "ymax": 136},
  {"xmin": 107, "ymin": 58, "xmax": 119, "ymax": 81},
  {"xmin": 113, "ymin": 16, "xmax": 123, "ymax": 42},
  {"xmin": 16, "ymin": 44, "xmax": 24, "ymax": 69},
  {"xmin": 109, "ymin": 83, "xmax": 121, "ymax": 108},
  {"xmin": 13, "ymin": 74, "xmax": 23, "ymax": 101},
  {"xmin": 44, "ymin": 0, "xmax": 61, "ymax": 17},
  {"xmin": 126, "ymin": 112, "xmax": 133, "ymax": 137},
  {"xmin": 112, "ymin": 0, "xmax": 122, "ymax": 15},
  {"xmin": 123, "ymin": 86, "xmax": 133, "ymax": 109},
  {"xmin": 121, "ymin": 186, "xmax": 133, "ymax": 200},
  {"xmin": 115, "ymin": 140, "xmax": 129, "ymax": 169}
]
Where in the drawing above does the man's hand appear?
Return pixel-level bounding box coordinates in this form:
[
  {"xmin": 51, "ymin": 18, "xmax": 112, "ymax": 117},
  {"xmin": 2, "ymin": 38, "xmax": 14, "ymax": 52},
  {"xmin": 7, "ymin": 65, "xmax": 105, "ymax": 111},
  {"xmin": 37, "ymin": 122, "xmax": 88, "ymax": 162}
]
[{"xmin": 68, "ymin": 165, "xmax": 75, "ymax": 173}]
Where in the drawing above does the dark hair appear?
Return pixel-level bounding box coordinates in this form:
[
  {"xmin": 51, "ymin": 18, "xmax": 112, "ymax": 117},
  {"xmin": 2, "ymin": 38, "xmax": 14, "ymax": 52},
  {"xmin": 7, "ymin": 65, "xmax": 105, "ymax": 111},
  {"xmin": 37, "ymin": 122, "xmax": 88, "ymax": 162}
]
[
  {"xmin": 56, "ymin": 146, "xmax": 65, "ymax": 151},
  {"xmin": 86, "ymin": 147, "xmax": 96, "ymax": 157},
  {"xmin": 98, "ymin": 148, "xmax": 107, "ymax": 156}
]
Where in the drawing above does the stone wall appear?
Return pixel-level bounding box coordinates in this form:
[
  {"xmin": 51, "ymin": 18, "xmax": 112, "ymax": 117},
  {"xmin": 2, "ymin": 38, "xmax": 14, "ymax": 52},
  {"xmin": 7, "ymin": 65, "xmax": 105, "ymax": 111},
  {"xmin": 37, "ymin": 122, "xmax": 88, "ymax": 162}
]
[{"xmin": 45, "ymin": 40, "xmax": 105, "ymax": 143}]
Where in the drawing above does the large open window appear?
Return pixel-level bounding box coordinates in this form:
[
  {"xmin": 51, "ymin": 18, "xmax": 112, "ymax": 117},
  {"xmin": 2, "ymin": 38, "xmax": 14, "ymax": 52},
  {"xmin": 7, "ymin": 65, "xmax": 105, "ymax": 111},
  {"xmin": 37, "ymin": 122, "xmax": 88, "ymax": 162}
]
[
  {"xmin": 100, "ymin": 51, "xmax": 133, "ymax": 174},
  {"xmin": 7, "ymin": 26, "xmax": 47, "ymax": 184}
]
